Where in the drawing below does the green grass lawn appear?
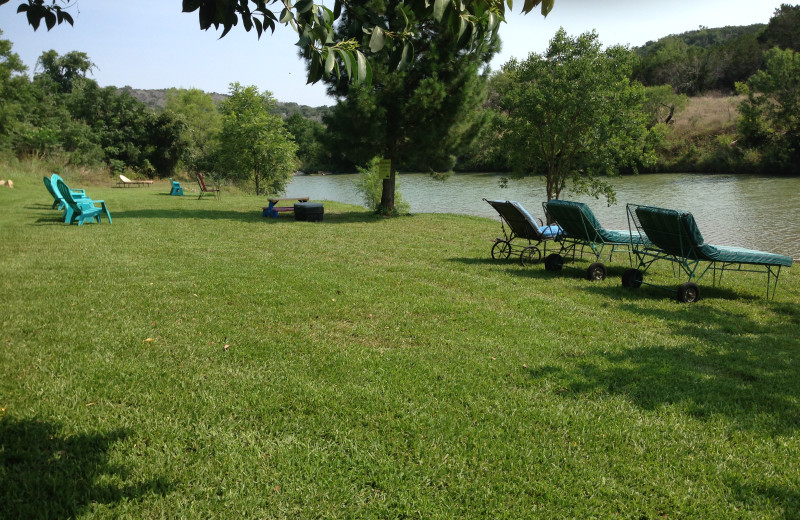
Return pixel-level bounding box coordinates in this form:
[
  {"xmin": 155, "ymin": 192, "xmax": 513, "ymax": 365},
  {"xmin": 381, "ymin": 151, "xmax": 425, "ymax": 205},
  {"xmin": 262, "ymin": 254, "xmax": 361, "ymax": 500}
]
[{"xmin": 2, "ymin": 170, "xmax": 799, "ymax": 519}]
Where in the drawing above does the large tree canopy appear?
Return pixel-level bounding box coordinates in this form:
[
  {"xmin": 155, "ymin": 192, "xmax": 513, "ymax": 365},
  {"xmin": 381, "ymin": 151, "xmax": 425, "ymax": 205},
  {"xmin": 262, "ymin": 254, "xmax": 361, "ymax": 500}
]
[
  {"xmin": 34, "ymin": 49, "xmax": 94, "ymax": 93},
  {"xmin": 495, "ymin": 29, "xmax": 655, "ymax": 203},
  {"xmin": 322, "ymin": 0, "xmax": 499, "ymax": 213},
  {"xmin": 3, "ymin": 0, "xmax": 555, "ymax": 83},
  {"xmin": 216, "ymin": 83, "xmax": 298, "ymax": 195},
  {"xmin": 737, "ymin": 46, "xmax": 800, "ymax": 174}
]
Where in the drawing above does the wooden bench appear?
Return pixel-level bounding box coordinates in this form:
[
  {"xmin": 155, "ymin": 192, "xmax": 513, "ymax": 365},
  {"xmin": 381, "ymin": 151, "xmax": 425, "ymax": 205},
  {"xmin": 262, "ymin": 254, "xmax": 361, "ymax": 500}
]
[{"xmin": 263, "ymin": 196, "xmax": 310, "ymax": 218}]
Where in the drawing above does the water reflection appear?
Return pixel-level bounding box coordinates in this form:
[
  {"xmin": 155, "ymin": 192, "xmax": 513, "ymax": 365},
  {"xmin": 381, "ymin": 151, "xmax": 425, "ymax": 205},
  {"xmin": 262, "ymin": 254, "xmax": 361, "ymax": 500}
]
[{"xmin": 288, "ymin": 172, "xmax": 800, "ymax": 259}]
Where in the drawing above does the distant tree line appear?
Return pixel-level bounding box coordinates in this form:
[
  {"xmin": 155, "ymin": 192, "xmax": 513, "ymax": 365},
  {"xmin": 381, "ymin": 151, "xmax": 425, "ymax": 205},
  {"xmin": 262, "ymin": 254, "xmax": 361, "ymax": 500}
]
[
  {"xmin": 1, "ymin": 3, "xmax": 798, "ymax": 202},
  {"xmin": 633, "ymin": 4, "xmax": 800, "ymax": 95}
]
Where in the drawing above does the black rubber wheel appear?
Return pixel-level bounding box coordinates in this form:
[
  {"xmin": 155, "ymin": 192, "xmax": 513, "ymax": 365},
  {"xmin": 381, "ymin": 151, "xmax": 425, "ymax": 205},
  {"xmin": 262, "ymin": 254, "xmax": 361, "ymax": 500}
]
[
  {"xmin": 622, "ymin": 268, "xmax": 643, "ymax": 288},
  {"xmin": 544, "ymin": 253, "xmax": 564, "ymax": 272},
  {"xmin": 677, "ymin": 282, "xmax": 700, "ymax": 303},
  {"xmin": 586, "ymin": 262, "xmax": 607, "ymax": 281},
  {"xmin": 520, "ymin": 246, "xmax": 541, "ymax": 266},
  {"xmin": 491, "ymin": 240, "xmax": 512, "ymax": 260}
]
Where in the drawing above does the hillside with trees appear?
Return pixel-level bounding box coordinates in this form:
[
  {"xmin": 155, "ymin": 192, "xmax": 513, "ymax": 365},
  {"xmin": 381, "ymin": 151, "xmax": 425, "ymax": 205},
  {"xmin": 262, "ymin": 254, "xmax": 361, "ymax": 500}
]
[{"xmin": 118, "ymin": 87, "xmax": 331, "ymax": 122}]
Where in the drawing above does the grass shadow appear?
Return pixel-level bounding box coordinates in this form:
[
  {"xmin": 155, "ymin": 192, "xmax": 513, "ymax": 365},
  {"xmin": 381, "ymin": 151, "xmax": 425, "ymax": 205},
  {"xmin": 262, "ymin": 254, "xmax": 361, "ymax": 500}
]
[
  {"xmin": 582, "ymin": 275, "xmax": 765, "ymax": 303},
  {"xmin": 727, "ymin": 477, "xmax": 800, "ymax": 520},
  {"xmin": 528, "ymin": 300, "xmax": 800, "ymax": 434},
  {"xmin": 33, "ymin": 216, "xmax": 68, "ymax": 226},
  {"xmin": 0, "ymin": 416, "xmax": 170, "ymax": 518},
  {"xmin": 108, "ymin": 208, "xmax": 384, "ymax": 225},
  {"xmin": 583, "ymin": 281, "xmax": 675, "ymax": 303},
  {"xmin": 447, "ymin": 256, "xmax": 514, "ymax": 266},
  {"xmin": 259, "ymin": 210, "xmax": 387, "ymax": 224},
  {"xmin": 111, "ymin": 208, "xmax": 263, "ymax": 222}
]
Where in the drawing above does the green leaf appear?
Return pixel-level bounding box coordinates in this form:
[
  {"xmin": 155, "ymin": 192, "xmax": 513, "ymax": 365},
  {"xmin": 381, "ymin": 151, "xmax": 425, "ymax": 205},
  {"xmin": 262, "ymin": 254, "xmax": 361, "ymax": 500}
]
[
  {"xmin": 324, "ymin": 49, "xmax": 336, "ymax": 74},
  {"xmin": 294, "ymin": 0, "xmax": 314, "ymax": 14},
  {"xmin": 364, "ymin": 57, "xmax": 373, "ymax": 85},
  {"xmin": 457, "ymin": 16, "xmax": 468, "ymax": 41},
  {"xmin": 521, "ymin": 0, "xmax": 539, "ymax": 14},
  {"xmin": 182, "ymin": 0, "xmax": 201, "ymax": 12},
  {"xmin": 433, "ymin": 0, "xmax": 447, "ymax": 22},
  {"xmin": 356, "ymin": 50, "xmax": 368, "ymax": 83},
  {"xmin": 487, "ymin": 12, "xmax": 499, "ymax": 32},
  {"xmin": 307, "ymin": 53, "xmax": 323, "ymax": 84},
  {"xmin": 369, "ymin": 26, "xmax": 386, "ymax": 53},
  {"xmin": 320, "ymin": 5, "xmax": 333, "ymax": 25},
  {"xmin": 58, "ymin": 11, "xmax": 74, "ymax": 27},
  {"xmin": 398, "ymin": 42, "xmax": 413, "ymax": 72},
  {"xmin": 44, "ymin": 10, "xmax": 57, "ymax": 30},
  {"xmin": 198, "ymin": 2, "xmax": 214, "ymax": 30},
  {"xmin": 399, "ymin": 4, "xmax": 410, "ymax": 30},
  {"xmin": 338, "ymin": 49, "xmax": 353, "ymax": 78},
  {"xmin": 279, "ymin": 8, "xmax": 293, "ymax": 23},
  {"xmin": 456, "ymin": 20, "xmax": 472, "ymax": 48}
]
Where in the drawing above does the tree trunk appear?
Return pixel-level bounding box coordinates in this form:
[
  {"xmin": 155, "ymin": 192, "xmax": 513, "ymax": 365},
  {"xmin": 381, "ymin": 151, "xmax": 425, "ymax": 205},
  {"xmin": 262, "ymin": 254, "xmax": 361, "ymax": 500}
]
[
  {"xmin": 380, "ymin": 171, "xmax": 396, "ymax": 212},
  {"xmin": 379, "ymin": 157, "xmax": 396, "ymax": 213},
  {"xmin": 254, "ymin": 151, "xmax": 260, "ymax": 195}
]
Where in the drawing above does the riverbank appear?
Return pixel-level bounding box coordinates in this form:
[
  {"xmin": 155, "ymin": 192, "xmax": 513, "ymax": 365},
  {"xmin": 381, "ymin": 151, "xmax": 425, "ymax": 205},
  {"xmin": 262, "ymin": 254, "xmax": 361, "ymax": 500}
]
[
  {"xmin": 649, "ymin": 93, "xmax": 760, "ymax": 173},
  {"xmin": 2, "ymin": 170, "xmax": 799, "ymax": 518},
  {"xmin": 287, "ymin": 171, "xmax": 800, "ymax": 260}
]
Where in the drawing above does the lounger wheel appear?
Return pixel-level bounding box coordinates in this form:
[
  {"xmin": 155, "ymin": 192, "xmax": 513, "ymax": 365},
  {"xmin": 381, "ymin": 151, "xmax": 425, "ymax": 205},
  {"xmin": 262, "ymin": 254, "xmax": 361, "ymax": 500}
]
[
  {"xmin": 677, "ymin": 282, "xmax": 700, "ymax": 303},
  {"xmin": 622, "ymin": 268, "xmax": 643, "ymax": 288},
  {"xmin": 520, "ymin": 246, "xmax": 541, "ymax": 266},
  {"xmin": 491, "ymin": 240, "xmax": 512, "ymax": 260},
  {"xmin": 544, "ymin": 253, "xmax": 563, "ymax": 272},
  {"xmin": 586, "ymin": 262, "xmax": 607, "ymax": 281}
]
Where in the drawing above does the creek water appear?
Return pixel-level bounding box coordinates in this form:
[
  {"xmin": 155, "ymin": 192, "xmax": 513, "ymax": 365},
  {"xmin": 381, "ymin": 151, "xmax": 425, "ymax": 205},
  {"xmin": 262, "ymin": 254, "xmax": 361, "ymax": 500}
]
[{"xmin": 287, "ymin": 172, "xmax": 800, "ymax": 260}]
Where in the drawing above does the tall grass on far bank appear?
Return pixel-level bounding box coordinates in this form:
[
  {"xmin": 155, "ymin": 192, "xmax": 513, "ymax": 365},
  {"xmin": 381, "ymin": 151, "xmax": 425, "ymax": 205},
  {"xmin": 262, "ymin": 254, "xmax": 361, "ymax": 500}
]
[
  {"xmin": 2, "ymin": 167, "xmax": 799, "ymax": 519},
  {"xmin": 652, "ymin": 93, "xmax": 764, "ymax": 173}
]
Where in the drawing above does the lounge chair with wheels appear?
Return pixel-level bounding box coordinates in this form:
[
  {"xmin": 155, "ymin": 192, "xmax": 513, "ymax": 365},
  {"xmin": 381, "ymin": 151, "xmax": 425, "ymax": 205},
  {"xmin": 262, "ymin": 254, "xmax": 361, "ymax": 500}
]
[
  {"xmin": 55, "ymin": 179, "xmax": 112, "ymax": 226},
  {"xmin": 483, "ymin": 199, "xmax": 562, "ymax": 266},
  {"xmin": 623, "ymin": 203, "xmax": 793, "ymax": 302},
  {"xmin": 542, "ymin": 199, "xmax": 646, "ymax": 280},
  {"xmin": 116, "ymin": 174, "xmax": 154, "ymax": 187}
]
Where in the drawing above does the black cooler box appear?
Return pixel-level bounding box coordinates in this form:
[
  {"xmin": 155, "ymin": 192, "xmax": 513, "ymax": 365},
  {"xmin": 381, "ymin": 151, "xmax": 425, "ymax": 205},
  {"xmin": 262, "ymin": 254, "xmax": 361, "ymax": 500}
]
[{"xmin": 294, "ymin": 202, "xmax": 324, "ymax": 222}]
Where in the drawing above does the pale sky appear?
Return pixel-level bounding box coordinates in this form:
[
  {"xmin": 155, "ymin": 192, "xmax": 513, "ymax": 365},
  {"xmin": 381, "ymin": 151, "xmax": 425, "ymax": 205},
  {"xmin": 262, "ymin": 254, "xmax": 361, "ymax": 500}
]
[{"xmin": 1, "ymin": 0, "xmax": 786, "ymax": 107}]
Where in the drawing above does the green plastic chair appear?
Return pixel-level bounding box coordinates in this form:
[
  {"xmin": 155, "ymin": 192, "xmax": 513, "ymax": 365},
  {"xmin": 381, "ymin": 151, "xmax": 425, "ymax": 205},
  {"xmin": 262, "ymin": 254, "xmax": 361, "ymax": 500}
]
[
  {"xmin": 55, "ymin": 179, "xmax": 112, "ymax": 226},
  {"xmin": 169, "ymin": 178, "xmax": 184, "ymax": 196},
  {"xmin": 45, "ymin": 174, "xmax": 86, "ymax": 211},
  {"xmin": 43, "ymin": 176, "xmax": 61, "ymax": 209}
]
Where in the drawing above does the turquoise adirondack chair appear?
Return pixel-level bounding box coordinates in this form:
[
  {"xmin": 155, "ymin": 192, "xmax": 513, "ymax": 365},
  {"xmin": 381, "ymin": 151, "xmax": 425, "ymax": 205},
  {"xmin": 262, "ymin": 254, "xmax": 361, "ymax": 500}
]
[
  {"xmin": 55, "ymin": 179, "xmax": 112, "ymax": 226},
  {"xmin": 45, "ymin": 174, "xmax": 87, "ymax": 211},
  {"xmin": 169, "ymin": 178, "xmax": 184, "ymax": 196}
]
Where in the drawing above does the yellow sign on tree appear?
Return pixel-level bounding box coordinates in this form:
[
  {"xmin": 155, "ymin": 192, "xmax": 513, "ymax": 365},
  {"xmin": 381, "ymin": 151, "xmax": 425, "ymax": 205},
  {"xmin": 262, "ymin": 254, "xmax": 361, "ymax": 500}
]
[{"xmin": 378, "ymin": 159, "xmax": 392, "ymax": 179}]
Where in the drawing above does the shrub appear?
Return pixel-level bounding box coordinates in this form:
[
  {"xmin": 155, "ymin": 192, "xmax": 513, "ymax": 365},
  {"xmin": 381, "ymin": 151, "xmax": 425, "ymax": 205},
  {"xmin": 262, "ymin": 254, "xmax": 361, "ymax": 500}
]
[{"xmin": 355, "ymin": 157, "xmax": 410, "ymax": 215}]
